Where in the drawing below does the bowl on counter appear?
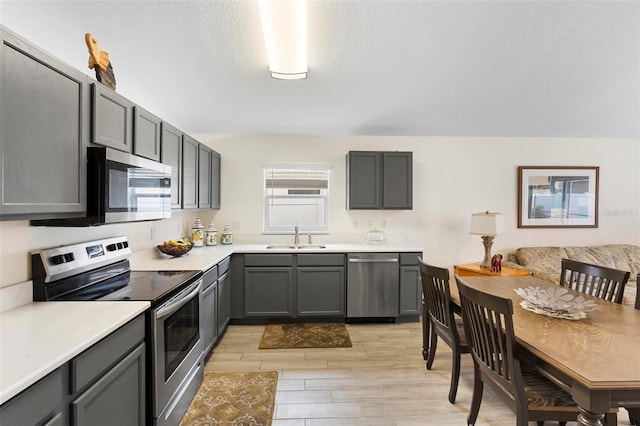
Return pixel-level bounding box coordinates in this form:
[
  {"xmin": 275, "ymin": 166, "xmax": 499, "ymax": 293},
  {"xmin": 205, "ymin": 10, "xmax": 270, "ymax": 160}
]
[{"xmin": 157, "ymin": 241, "xmax": 194, "ymax": 257}]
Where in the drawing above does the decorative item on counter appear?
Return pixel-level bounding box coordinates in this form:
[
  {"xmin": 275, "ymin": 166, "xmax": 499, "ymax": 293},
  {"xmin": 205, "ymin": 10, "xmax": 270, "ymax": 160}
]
[
  {"xmin": 192, "ymin": 218, "xmax": 204, "ymax": 247},
  {"xmin": 365, "ymin": 228, "xmax": 386, "ymax": 244},
  {"xmin": 206, "ymin": 221, "xmax": 218, "ymax": 246},
  {"xmin": 221, "ymin": 225, "xmax": 233, "ymax": 245}
]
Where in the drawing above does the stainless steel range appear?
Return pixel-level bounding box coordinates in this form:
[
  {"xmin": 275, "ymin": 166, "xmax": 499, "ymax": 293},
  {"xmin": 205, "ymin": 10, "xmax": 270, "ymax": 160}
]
[{"xmin": 31, "ymin": 236, "xmax": 204, "ymax": 426}]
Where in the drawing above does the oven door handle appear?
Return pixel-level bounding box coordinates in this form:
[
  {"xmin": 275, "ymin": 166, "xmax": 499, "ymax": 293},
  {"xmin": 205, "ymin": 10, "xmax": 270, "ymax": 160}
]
[{"xmin": 155, "ymin": 280, "xmax": 202, "ymax": 321}]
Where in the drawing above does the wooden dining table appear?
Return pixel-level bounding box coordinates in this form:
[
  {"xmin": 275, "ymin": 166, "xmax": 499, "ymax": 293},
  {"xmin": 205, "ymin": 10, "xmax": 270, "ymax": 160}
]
[{"xmin": 448, "ymin": 275, "xmax": 640, "ymax": 426}]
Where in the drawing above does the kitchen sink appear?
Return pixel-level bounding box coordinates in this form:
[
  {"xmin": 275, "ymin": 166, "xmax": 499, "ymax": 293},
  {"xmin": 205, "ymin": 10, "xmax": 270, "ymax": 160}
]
[{"xmin": 266, "ymin": 245, "xmax": 326, "ymax": 249}]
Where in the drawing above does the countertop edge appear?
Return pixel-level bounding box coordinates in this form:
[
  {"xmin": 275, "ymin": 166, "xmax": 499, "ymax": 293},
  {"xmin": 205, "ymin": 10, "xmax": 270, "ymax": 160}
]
[{"xmin": 0, "ymin": 301, "xmax": 150, "ymax": 405}]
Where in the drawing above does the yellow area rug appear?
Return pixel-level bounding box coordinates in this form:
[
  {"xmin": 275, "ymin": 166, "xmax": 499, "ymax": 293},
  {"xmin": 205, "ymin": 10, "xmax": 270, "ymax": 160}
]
[
  {"xmin": 259, "ymin": 322, "xmax": 352, "ymax": 349},
  {"xmin": 179, "ymin": 371, "xmax": 278, "ymax": 426}
]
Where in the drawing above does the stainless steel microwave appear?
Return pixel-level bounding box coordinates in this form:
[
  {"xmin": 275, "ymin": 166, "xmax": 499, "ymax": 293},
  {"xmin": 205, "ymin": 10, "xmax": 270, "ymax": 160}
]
[{"xmin": 32, "ymin": 147, "xmax": 171, "ymax": 226}]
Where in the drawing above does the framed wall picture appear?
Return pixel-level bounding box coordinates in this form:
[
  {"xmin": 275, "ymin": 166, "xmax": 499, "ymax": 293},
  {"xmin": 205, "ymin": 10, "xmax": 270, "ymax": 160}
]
[{"xmin": 518, "ymin": 166, "xmax": 599, "ymax": 228}]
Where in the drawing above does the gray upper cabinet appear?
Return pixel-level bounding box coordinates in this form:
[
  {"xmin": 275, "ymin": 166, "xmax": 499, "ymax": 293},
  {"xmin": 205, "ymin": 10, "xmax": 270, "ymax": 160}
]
[
  {"xmin": 346, "ymin": 151, "xmax": 413, "ymax": 209},
  {"xmin": 346, "ymin": 151, "xmax": 381, "ymax": 209},
  {"xmin": 160, "ymin": 123, "xmax": 182, "ymax": 209},
  {"xmin": 182, "ymin": 135, "xmax": 199, "ymax": 209},
  {"xmin": 211, "ymin": 150, "xmax": 221, "ymax": 209},
  {"xmin": 133, "ymin": 106, "xmax": 161, "ymax": 161},
  {"xmin": 198, "ymin": 144, "xmax": 212, "ymax": 209},
  {"xmin": 0, "ymin": 27, "xmax": 88, "ymax": 220},
  {"xmin": 91, "ymin": 83, "xmax": 133, "ymax": 152},
  {"xmin": 382, "ymin": 152, "xmax": 413, "ymax": 209}
]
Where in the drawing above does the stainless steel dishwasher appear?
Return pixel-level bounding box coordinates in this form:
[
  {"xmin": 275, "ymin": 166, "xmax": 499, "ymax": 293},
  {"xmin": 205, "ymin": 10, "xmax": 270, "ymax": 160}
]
[{"xmin": 347, "ymin": 253, "xmax": 400, "ymax": 318}]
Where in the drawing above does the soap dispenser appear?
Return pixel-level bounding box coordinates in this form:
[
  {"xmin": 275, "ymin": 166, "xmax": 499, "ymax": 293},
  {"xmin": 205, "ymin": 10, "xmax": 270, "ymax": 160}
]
[{"xmin": 205, "ymin": 221, "xmax": 218, "ymax": 246}]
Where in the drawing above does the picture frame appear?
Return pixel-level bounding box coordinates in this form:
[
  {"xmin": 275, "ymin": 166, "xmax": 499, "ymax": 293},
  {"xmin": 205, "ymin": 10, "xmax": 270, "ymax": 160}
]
[{"xmin": 518, "ymin": 166, "xmax": 599, "ymax": 228}]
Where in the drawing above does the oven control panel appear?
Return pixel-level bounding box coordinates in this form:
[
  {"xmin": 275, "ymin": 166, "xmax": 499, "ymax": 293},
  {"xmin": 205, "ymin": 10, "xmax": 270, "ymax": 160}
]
[{"xmin": 32, "ymin": 236, "xmax": 131, "ymax": 283}]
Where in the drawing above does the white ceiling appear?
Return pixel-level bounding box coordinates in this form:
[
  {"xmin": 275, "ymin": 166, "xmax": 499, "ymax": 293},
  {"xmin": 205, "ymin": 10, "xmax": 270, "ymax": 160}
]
[{"xmin": 1, "ymin": 0, "xmax": 639, "ymax": 138}]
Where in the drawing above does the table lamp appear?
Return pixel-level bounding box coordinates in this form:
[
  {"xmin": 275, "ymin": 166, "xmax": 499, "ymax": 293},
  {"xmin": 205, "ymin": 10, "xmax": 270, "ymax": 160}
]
[{"xmin": 469, "ymin": 211, "xmax": 505, "ymax": 268}]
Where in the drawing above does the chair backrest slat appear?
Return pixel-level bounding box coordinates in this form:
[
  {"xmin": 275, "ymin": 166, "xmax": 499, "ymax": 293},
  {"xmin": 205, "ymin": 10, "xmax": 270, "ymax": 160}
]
[
  {"xmin": 560, "ymin": 258, "xmax": 630, "ymax": 304},
  {"xmin": 635, "ymin": 272, "xmax": 640, "ymax": 309}
]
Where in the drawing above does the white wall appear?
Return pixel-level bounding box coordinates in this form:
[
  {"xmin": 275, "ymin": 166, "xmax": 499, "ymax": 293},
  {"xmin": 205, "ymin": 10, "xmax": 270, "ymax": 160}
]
[
  {"xmin": 1, "ymin": 135, "xmax": 638, "ymax": 290},
  {"xmin": 194, "ymin": 134, "xmax": 640, "ymax": 266}
]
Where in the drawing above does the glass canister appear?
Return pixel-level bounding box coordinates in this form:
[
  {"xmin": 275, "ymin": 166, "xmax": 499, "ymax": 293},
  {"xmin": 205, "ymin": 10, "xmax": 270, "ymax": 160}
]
[
  {"xmin": 205, "ymin": 221, "xmax": 218, "ymax": 246},
  {"xmin": 191, "ymin": 218, "xmax": 204, "ymax": 247},
  {"xmin": 221, "ymin": 225, "xmax": 233, "ymax": 245}
]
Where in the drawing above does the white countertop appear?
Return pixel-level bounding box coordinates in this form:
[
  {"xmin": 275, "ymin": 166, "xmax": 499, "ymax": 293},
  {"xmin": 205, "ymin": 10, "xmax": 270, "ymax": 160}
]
[
  {"xmin": 0, "ymin": 301, "xmax": 149, "ymax": 405},
  {"xmin": 131, "ymin": 243, "xmax": 424, "ymax": 271}
]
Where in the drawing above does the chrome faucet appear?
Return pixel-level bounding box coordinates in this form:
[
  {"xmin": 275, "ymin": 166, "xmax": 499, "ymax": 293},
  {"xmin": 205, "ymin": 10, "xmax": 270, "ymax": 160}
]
[{"xmin": 294, "ymin": 223, "xmax": 299, "ymax": 245}]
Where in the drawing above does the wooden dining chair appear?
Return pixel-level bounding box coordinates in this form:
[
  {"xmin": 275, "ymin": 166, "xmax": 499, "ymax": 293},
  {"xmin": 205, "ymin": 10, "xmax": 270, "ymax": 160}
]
[
  {"xmin": 455, "ymin": 275, "xmax": 617, "ymax": 426},
  {"xmin": 627, "ymin": 274, "xmax": 640, "ymax": 425},
  {"xmin": 560, "ymin": 258, "xmax": 630, "ymax": 304},
  {"xmin": 418, "ymin": 258, "xmax": 470, "ymax": 403},
  {"xmin": 635, "ymin": 272, "xmax": 640, "ymax": 309}
]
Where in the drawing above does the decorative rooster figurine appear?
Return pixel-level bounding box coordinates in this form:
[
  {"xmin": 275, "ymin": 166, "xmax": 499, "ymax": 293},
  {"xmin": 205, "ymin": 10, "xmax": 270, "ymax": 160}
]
[{"xmin": 85, "ymin": 33, "xmax": 116, "ymax": 89}]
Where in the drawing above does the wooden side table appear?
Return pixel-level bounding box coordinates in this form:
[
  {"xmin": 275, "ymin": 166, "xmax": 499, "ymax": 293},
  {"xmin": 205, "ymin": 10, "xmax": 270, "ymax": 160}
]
[{"xmin": 454, "ymin": 263, "xmax": 531, "ymax": 277}]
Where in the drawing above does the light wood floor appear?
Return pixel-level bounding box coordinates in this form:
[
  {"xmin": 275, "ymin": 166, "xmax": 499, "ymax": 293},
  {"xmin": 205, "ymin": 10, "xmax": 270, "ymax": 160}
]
[{"xmin": 204, "ymin": 320, "xmax": 632, "ymax": 426}]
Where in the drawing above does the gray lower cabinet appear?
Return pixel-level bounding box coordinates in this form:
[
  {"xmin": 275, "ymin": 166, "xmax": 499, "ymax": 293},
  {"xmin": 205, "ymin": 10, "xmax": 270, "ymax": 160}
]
[
  {"xmin": 198, "ymin": 144, "xmax": 212, "ymax": 209},
  {"xmin": 202, "ymin": 265, "xmax": 218, "ymax": 357},
  {"xmin": 133, "ymin": 105, "xmax": 161, "ymax": 161},
  {"xmin": 160, "ymin": 123, "xmax": 183, "ymax": 209},
  {"xmin": 244, "ymin": 267, "xmax": 294, "ymax": 317},
  {"xmin": 399, "ymin": 253, "xmax": 422, "ymax": 316},
  {"xmin": 0, "ymin": 314, "xmax": 146, "ymax": 426},
  {"xmin": 346, "ymin": 151, "xmax": 413, "ymax": 210},
  {"xmin": 71, "ymin": 343, "xmax": 145, "ymax": 426},
  {"xmin": 1, "ymin": 27, "xmax": 88, "ymax": 220},
  {"xmin": 91, "ymin": 83, "xmax": 133, "ymax": 152},
  {"xmin": 69, "ymin": 314, "xmax": 146, "ymax": 426},
  {"xmin": 237, "ymin": 254, "xmax": 347, "ymax": 320},
  {"xmin": 296, "ymin": 253, "xmax": 346, "ymax": 317},
  {"xmin": 182, "ymin": 135, "xmax": 199, "ymax": 209},
  {"xmin": 296, "ymin": 267, "xmax": 345, "ymax": 316},
  {"xmin": 0, "ymin": 369, "xmax": 63, "ymax": 426},
  {"xmin": 217, "ymin": 269, "xmax": 231, "ymax": 335}
]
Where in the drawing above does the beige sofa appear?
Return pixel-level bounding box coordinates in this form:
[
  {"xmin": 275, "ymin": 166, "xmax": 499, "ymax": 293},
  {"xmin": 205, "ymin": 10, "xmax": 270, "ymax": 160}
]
[{"xmin": 502, "ymin": 244, "xmax": 639, "ymax": 306}]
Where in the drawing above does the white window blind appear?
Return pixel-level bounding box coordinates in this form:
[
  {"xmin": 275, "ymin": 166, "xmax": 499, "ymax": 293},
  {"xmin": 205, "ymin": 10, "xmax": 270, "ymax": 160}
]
[{"xmin": 263, "ymin": 166, "xmax": 330, "ymax": 233}]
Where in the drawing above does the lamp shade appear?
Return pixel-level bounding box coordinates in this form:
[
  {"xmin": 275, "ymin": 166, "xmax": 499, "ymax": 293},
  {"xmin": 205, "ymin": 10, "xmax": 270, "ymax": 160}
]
[
  {"xmin": 258, "ymin": 0, "xmax": 308, "ymax": 80},
  {"xmin": 469, "ymin": 211, "xmax": 505, "ymax": 236}
]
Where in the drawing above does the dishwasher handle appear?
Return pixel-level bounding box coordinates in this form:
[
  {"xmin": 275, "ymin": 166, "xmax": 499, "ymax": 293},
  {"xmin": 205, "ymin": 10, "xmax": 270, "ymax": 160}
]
[{"xmin": 348, "ymin": 258, "xmax": 398, "ymax": 263}]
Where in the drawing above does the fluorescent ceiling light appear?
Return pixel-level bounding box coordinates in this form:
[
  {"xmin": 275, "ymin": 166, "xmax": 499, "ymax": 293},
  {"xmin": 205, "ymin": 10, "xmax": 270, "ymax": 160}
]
[{"xmin": 258, "ymin": 0, "xmax": 308, "ymax": 80}]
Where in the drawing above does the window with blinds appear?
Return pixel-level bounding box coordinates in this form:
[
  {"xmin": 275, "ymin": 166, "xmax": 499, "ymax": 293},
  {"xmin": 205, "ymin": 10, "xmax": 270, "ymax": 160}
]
[{"xmin": 263, "ymin": 166, "xmax": 330, "ymax": 233}]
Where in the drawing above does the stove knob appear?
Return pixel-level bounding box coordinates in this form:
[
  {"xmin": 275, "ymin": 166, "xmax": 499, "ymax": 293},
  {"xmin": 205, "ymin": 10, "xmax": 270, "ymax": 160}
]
[
  {"xmin": 64, "ymin": 253, "xmax": 75, "ymax": 262},
  {"xmin": 116, "ymin": 242, "xmax": 124, "ymax": 249},
  {"xmin": 106, "ymin": 244, "xmax": 117, "ymax": 252},
  {"xmin": 50, "ymin": 254, "xmax": 65, "ymax": 265},
  {"xmin": 122, "ymin": 241, "xmax": 129, "ymax": 248}
]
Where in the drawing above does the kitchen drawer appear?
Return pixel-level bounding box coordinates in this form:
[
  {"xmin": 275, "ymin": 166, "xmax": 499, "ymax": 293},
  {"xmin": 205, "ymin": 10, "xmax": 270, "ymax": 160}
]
[
  {"xmin": 70, "ymin": 314, "xmax": 145, "ymax": 393},
  {"xmin": 0, "ymin": 369, "xmax": 62, "ymax": 426},
  {"xmin": 218, "ymin": 256, "xmax": 231, "ymax": 276},
  {"xmin": 203, "ymin": 265, "xmax": 218, "ymax": 290},
  {"xmin": 244, "ymin": 254, "xmax": 293, "ymax": 267},
  {"xmin": 297, "ymin": 253, "xmax": 345, "ymax": 266},
  {"xmin": 400, "ymin": 252, "xmax": 422, "ymax": 266}
]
